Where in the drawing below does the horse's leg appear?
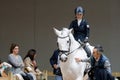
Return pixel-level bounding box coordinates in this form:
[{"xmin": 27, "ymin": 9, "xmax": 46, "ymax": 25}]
[
  {"xmin": 76, "ymin": 69, "xmax": 85, "ymax": 80},
  {"xmin": 76, "ymin": 76, "xmax": 83, "ymax": 80},
  {"xmin": 63, "ymin": 77, "xmax": 68, "ymax": 80},
  {"xmin": 83, "ymin": 73, "xmax": 89, "ymax": 80},
  {"xmin": 62, "ymin": 76, "xmax": 72, "ymax": 80}
]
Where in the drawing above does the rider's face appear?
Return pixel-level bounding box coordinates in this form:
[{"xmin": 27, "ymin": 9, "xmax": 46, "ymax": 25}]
[{"xmin": 76, "ymin": 13, "xmax": 83, "ymax": 19}]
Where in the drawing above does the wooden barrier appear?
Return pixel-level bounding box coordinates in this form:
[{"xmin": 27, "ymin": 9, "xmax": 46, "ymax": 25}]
[
  {"xmin": 0, "ymin": 77, "xmax": 9, "ymax": 80},
  {"xmin": 0, "ymin": 71, "xmax": 48, "ymax": 80},
  {"xmin": 0, "ymin": 70, "xmax": 120, "ymax": 80},
  {"xmin": 42, "ymin": 70, "xmax": 120, "ymax": 80},
  {"xmin": 112, "ymin": 72, "xmax": 120, "ymax": 77},
  {"xmin": 0, "ymin": 72, "xmax": 16, "ymax": 80}
]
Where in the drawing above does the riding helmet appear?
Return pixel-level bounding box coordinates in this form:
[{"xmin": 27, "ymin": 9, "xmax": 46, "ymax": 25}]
[{"xmin": 74, "ymin": 6, "xmax": 84, "ymax": 14}]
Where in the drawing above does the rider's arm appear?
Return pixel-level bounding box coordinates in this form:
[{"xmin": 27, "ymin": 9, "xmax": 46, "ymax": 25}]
[{"xmin": 104, "ymin": 60, "xmax": 111, "ymax": 73}]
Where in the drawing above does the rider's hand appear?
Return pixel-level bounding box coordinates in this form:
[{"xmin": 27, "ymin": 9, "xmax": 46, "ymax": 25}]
[
  {"xmin": 75, "ymin": 58, "xmax": 81, "ymax": 62},
  {"xmin": 84, "ymin": 37, "xmax": 88, "ymax": 43}
]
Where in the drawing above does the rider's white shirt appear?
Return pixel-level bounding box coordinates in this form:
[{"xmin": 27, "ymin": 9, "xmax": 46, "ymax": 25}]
[{"xmin": 77, "ymin": 19, "xmax": 82, "ymax": 26}]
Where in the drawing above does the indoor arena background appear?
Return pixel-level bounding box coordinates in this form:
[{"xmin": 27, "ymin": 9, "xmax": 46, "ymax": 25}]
[{"xmin": 0, "ymin": 0, "xmax": 120, "ymax": 77}]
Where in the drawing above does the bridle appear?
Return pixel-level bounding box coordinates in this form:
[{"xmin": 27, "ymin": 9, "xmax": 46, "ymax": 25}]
[
  {"xmin": 58, "ymin": 35, "xmax": 83, "ymax": 62},
  {"xmin": 58, "ymin": 35, "xmax": 71, "ymax": 53}
]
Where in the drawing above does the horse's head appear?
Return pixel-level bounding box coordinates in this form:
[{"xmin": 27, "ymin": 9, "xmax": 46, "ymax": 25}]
[
  {"xmin": 54, "ymin": 28, "xmax": 73, "ymax": 62},
  {"xmin": 54, "ymin": 28, "xmax": 72, "ymax": 51}
]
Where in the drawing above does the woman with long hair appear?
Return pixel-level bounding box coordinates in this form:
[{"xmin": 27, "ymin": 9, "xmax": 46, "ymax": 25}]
[
  {"xmin": 8, "ymin": 43, "xmax": 35, "ymax": 80},
  {"xmin": 24, "ymin": 49, "xmax": 42, "ymax": 79}
]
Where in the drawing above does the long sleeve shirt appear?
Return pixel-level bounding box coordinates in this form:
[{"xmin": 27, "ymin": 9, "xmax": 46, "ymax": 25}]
[{"xmin": 8, "ymin": 54, "xmax": 24, "ymax": 74}]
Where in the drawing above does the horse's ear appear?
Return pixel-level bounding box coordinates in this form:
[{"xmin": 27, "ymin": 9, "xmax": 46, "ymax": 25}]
[
  {"xmin": 53, "ymin": 27, "xmax": 61, "ymax": 36},
  {"xmin": 69, "ymin": 28, "xmax": 73, "ymax": 33}
]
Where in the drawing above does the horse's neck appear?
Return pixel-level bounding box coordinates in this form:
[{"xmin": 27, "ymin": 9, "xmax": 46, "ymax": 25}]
[{"xmin": 69, "ymin": 33, "xmax": 80, "ymax": 52}]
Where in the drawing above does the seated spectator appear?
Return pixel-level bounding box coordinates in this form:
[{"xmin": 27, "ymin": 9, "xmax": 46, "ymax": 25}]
[
  {"xmin": 24, "ymin": 49, "xmax": 42, "ymax": 79},
  {"xmin": 8, "ymin": 43, "xmax": 36, "ymax": 80},
  {"xmin": 0, "ymin": 60, "xmax": 12, "ymax": 77}
]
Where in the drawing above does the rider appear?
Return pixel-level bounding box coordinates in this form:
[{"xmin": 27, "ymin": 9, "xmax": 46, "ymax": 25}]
[{"xmin": 69, "ymin": 6, "xmax": 91, "ymax": 57}]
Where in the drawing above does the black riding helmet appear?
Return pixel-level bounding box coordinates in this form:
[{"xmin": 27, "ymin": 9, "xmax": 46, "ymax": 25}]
[{"xmin": 74, "ymin": 6, "xmax": 85, "ymax": 15}]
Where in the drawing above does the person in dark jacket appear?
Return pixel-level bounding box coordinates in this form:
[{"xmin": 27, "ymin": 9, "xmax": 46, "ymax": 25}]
[
  {"xmin": 50, "ymin": 49, "xmax": 62, "ymax": 80},
  {"xmin": 75, "ymin": 45, "xmax": 115, "ymax": 80},
  {"xmin": 69, "ymin": 6, "xmax": 91, "ymax": 57}
]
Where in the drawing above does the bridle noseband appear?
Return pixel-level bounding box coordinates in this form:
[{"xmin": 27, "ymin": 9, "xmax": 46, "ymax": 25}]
[
  {"xmin": 58, "ymin": 35, "xmax": 83, "ymax": 62},
  {"xmin": 58, "ymin": 35, "xmax": 71, "ymax": 53}
]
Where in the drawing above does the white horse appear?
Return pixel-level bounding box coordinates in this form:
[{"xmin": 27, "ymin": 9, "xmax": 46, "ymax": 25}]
[{"xmin": 54, "ymin": 28, "xmax": 94, "ymax": 80}]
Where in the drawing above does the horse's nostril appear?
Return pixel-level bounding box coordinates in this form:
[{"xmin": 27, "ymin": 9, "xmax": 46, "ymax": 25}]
[{"xmin": 65, "ymin": 57, "xmax": 68, "ymax": 60}]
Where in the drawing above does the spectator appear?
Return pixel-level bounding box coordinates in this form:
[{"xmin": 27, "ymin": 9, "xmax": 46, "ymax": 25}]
[
  {"xmin": 50, "ymin": 49, "xmax": 62, "ymax": 80},
  {"xmin": 0, "ymin": 59, "xmax": 12, "ymax": 77},
  {"xmin": 8, "ymin": 43, "xmax": 35, "ymax": 80},
  {"xmin": 24, "ymin": 49, "xmax": 42, "ymax": 80},
  {"xmin": 75, "ymin": 45, "xmax": 115, "ymax": 80}
]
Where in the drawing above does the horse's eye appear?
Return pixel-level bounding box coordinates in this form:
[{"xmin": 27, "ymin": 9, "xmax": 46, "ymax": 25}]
[{"xmin": 67, "ymin": 41, "xmax": 69, "ymax": 43}]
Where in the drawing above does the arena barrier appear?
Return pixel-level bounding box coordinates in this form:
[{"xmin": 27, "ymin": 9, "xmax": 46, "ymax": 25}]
[
  {"xmin": 42, "ymin": 70, "xmax": 120, "ymax": 80},
  {"xmin": 112, "ymin": 72, "xmax": 120, "ymax": 80},
  {"xmin": 0, "ymin": 70, "xmax": 53, "ymax": 80},
  {"xmin": 0, "ymin": 70, "xmax": 120, "ymax": 80},
  {"xmin": 0, "ymin": 72, "xmax": 16, "ymax": 80}
]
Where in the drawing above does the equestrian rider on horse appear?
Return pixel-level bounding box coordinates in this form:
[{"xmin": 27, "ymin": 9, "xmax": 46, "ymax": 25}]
[{"xmin": 69, "ymin": 6, "xmax": 91, "ymax": 57}]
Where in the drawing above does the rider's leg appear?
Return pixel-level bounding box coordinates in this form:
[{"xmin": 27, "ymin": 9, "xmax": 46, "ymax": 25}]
[{"xmin": 83, "ymin": 44, "xmax": 91, "ymax": 57}]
